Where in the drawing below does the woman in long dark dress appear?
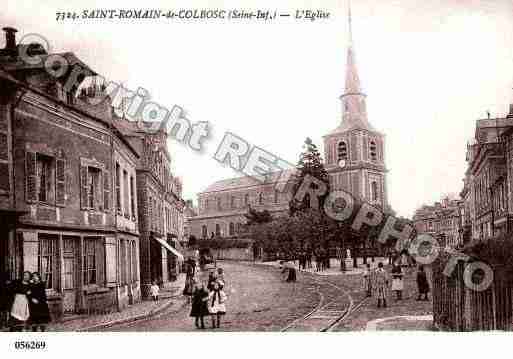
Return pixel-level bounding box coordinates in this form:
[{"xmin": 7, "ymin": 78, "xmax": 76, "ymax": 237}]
[
  {"xmin": 28, "ymin": 272, "xmax": 51, "ymax": 331},
  {"xmin": 190, "ymin": 282, "xmax": 209, "ymax": 329},
  {"xmin": 9, "ymin": 271, "xmax": 32, "ymax": 332},
  {"xmin": 416, "ymin": 265, "xmax": 430, "ymax": 301}
]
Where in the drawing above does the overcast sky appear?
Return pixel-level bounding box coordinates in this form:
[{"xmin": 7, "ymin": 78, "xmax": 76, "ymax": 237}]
[{"xmin": 3, "ymin": 0, "xmax": 513, "ymax": 217}]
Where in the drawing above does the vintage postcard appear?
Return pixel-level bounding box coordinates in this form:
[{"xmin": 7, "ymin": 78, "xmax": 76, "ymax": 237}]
[{"xmin": 0, "ymin": 0, "xmax": 512, "ymax": 357}]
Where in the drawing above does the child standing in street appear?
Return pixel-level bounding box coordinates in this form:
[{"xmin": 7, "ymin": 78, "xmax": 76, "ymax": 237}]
[
  {"xmin": 362, "ymin": 263, "xmax": 372, "ymax": 297},
  {"xmin": 150, "ymin": 281, "xmax": 160, "ymax": 302},
  {"xmin": 208, "ymin": 281, "xmax": 227, "ymax": 329}
]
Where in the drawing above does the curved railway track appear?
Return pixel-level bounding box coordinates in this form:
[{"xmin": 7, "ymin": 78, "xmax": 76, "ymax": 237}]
[{"xmin": 281, "ymin": 274, "xmax": 368, "ymax": 332}]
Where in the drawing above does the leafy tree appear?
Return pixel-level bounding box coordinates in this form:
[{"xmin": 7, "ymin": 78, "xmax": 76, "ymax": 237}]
[
  {"xmin": 244, "ymin": 207, "xmax": 273, "ymax": 225},
  {"xmin": 290, "ymin": 137, "xmax": 330, "ymax": 215}
]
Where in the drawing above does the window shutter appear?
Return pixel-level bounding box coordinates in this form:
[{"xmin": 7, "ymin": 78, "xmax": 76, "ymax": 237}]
[
  {"xmin": 25, "ymin": 151, "xmax": 37, "ymax": 203},
  {"xmin": 105, "ymin": 237, "xmax": 117, "ymax": 287},
  {"xmin": 80, "ymin": 165, "xmax": 88, "ymax": 209},
  {"xmin": 55, "ymin": 158, "xmax": 66, "ymax": 207},
  {"xmin": 96, "ymin": 239, "xmax": 106, "ymax": 286},
  {"xmin": 103, "ymin": 170, "xmax": 110, "ymax": 211},
  {"xmin": 98, "ymin": 170, "xmax": 104, "ymax": 211}
]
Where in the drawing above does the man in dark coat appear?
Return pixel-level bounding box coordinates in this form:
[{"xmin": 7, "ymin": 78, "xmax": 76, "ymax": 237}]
[
  {"xmin": 416, "ymin": 265, "xmax": 430, "ymax": 301},
  {"xmin": 0, "ymin": 272, "xmax": 12, "ymax": 329}
]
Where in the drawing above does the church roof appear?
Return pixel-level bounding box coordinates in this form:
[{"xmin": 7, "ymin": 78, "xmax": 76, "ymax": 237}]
[{"xmin": 201, "ymin": 168, "xmax": 297, "ymax": 193}]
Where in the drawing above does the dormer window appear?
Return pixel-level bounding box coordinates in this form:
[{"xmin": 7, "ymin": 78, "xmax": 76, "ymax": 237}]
[
  {"xmin": 337, "ymin": 141, "xmax": 348, "ymax": 161},
  {"xmin": 370, "ymin": 141, "xmax": 378, "ymax": 161}
]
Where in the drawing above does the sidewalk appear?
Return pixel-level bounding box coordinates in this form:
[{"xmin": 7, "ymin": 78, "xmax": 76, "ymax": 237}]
[
  {"xmin": 334, "ymin": 267, "xmax": 434, "ymax": 331},
  {"xmin": 366, "ymin": 315, "xmax": 434, "ymax": 331},
  {"xmin": 48, "ymin": 274, "xmax": 186, "ymax": 332},
  {"xmin": 260, "ymin": 257, "xmax": 388, "ymax": 276}
]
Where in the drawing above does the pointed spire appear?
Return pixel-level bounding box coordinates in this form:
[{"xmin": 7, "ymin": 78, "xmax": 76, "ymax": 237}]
[
  {"xmin": 348, "ymin": 0, "xmax": 353, "ymax": 46},
  {"xmin": 331, "ymin": 2, "xmax": 375, "ymax": 134}
]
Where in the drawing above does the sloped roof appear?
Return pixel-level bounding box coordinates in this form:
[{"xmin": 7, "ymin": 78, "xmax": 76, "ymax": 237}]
[{"xmin": 201, "ymin": 168, "xmax": 297, "ymax": 193}]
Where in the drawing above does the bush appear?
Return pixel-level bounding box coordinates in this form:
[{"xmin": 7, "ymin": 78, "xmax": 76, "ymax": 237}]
[
  {"xmin": 194, "ymin": 238, "xmax": 253, "ymax": 250},
  {"xmin": 462, "ymin": 234, "xmax": 513, "ymax": 271}
]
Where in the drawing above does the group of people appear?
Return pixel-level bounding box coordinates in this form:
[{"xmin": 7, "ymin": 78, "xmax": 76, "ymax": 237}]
[
  {"xmin": 0, "ymin": 271, "xmax": 51, "ymax": 331},
  {"xmin": 297, "ymin": 248, "xmax": 330, "ymax": 272},
  {"xmin": 362, "ymin": 261, "xmax": 430, "ymax": 308},
  {"xmin": 182, "ymin": 262, "xmax": 228, "ymax": 330}
]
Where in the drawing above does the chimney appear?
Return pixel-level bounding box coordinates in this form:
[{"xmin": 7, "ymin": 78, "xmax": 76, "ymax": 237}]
[{"xmin": 2, "ymin": 27, "xmax": 18, "ymax": 51}]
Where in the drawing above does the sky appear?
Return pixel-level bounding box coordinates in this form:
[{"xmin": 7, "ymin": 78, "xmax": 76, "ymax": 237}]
[{"xmin": 3, "ymin": 0, "xmax": 513, "ymax": 218}]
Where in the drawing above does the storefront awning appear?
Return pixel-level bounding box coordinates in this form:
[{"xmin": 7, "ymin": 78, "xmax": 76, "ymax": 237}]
[{"xmin": 153, "ymin": 236, "xmax": 184, "ymax": 261}]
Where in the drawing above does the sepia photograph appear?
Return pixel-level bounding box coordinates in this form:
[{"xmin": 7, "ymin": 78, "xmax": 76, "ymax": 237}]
[{"xmin": 0, "ymin": 0, "xmax": 512, "ymax": 356}]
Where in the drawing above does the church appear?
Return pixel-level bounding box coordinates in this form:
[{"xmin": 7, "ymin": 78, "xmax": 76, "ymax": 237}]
[{"xmin": 187, "ymin": 9, "xmax": 391, "ymax": 241}]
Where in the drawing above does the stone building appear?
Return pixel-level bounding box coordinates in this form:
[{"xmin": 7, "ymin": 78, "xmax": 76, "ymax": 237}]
[
  {"xmin": 117, "ymin": 120, "xmax": 185, "ymax": 297},
  {"xmin": 187, "ymin": 170, "xmax": 295, "ymax": 241},
  {"xmin": 322, "ymin": 13, "xmax": 389, "ymax": 211},
  {"xmin": 0, "ymin": 28, "xmax": 141, "ymax": 318},
  {"xmin": 188, "ymin": 10, "xmax": 392, "ymax": 245},
  {"xmin": 462, "ymin": 111, "xmax": 513, "ymax": 242},
  {"xmin": 413, "ymin": 197, "xmax": 463, "ymax": 248}
]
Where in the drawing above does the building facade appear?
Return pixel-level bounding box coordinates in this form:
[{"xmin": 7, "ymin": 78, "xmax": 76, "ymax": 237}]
[
  {"xmin": 0, "ymin": 28, "xmax": 141, "ymax": 319},
  {"xmin": 188, "ymin": 11, "xmax": 392, "ymax": 245},
  {"xmin": 413, "ymin": 197, "xmax": 463, "ymax": 248},
  {"xmin": 462, "ymin": 111, "xmax": 513, "ymax": 243},
  {"xmin": 119, "ymin": 121, "xmax": 186, "ymax": 297},
  {"xmin": 187, "ymin": 170, "xmax": 295, "ymax": 241},
  {"xmin": 322, "ymin": 20, "xmax": 389, "ymax": 210}
]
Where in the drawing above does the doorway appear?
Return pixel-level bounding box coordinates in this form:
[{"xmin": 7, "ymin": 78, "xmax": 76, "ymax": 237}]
[{"xmin": 62, "ymin": 236, "xmax": 79, "ymax": 313}]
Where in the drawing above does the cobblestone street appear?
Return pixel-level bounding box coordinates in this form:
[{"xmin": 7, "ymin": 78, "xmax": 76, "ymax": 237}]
[{"xmin": 100, "ymin": 261, "xmax": 434, "ymax": 332}]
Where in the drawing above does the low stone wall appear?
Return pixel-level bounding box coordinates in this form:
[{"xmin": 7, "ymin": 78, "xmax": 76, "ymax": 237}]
[{"xmin": 211, "ymin": 247, "xmax": 254, "ymax": 261}]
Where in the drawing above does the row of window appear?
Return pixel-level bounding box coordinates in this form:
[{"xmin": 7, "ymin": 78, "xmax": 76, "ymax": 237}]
[
  {"xmin": 26, "ymin": 152, "xmax": 138, "ymax": 221},
  {"xmin": 201, "ymin": 222, "xmax": 243, "ymax": 238},
  {"xmin": 37, "ymin": 234, "xmax": 137, "ymax": 291},
  {"xmin": 332, "ymin": 139, "xmax": 379, "ymax": 163},
  {"xmin": 202, "ymin": 191, "xmax": 281, "ymax": 212}
]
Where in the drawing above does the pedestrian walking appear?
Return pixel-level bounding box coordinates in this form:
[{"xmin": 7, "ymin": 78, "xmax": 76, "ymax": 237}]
[
  {"xmin": 183, "ymin": 275, "xmax": 195, "ymax": 304},
  {"xmin": 362, "ymin": 263, "xmax": 372, "ymax": 297},
  {"xmin": 208, "ymin": 281, "xmax": 227, "ymax": 329},
  {"xmin": 373, "ymin": 263, "xmax": 389, "ymax": 308},
  {"xmin": 391, "ymin": 262, "xmax": 404, "ymax": 301},
  {"xmin": 314, "ymin": 249, "xmax": 321, "ymax": 272},
  {"xmin": 9, "ymin": 271, "xmax": 32, "ymax": 331},
  {"xmin": 150, "ymin": 281, "xmax": 160, "ymax": 302},
  {"xmin": 0, "ymin": 272, "xmax": 12, "ymax": 330},
  {"xmin": 306, "ymin": 250, "xmax": 312, "ymax": 269},
  {"xmin": 298, "ymin": 251, "xmax": 306, "ymax": 271},
  {"xmin": 190, "ymin": 282, "xmax": 209, "ymax": 329},
  {"xmin": 28, "ymin": 272, "xmax": 51, "ymax": 332},
  {"xmin": 416, "ymin": 265, "xmax": 430, "ymax": 301},
  {"xmin": 281, "ymin": 261, "xmax": 297, "ymax": 282}
]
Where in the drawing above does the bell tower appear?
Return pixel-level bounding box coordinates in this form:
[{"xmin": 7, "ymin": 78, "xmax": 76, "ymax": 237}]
[{"xmin": 323, "ymin": 4, "xmax": 389, "ymax": 209}]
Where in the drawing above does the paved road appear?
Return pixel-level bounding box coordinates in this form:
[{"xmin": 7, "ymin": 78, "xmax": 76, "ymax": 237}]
[{"xmin": 106, "ymin": 261, "xmax": 323, "ymax": 332}]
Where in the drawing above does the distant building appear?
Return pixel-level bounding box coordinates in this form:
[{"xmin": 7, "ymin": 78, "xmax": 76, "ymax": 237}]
[
  {"xmin": 189, "ymin": 10, "xmax": 393, "ymax": 244},
  {"xmin": 322, "ymin": 11, "xmax": 390, "ymax": 211},
  {"xmin": 187, "ymin": 170, "xmax": 295, "ymax": 241},
  {"xmin": 118, "ymin": 121, "xmax": 186, "ymax": 297},
  {"xmin": 413, "ymin": 197, "xmax": 463, "ymax": 248}
]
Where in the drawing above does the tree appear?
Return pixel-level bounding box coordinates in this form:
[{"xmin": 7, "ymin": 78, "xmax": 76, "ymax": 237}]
[
  {"xmin": 244, "ymin": 207, "xmax": 273, "ymax": 225},
  {"xmin": 290, "ymin": 137, "xmax": 330, "ymax": 215}
]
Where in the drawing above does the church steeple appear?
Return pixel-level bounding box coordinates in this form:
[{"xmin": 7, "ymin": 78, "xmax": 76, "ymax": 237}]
[{"xmin": 334, "ymin": 2, "xmax": 374, "ymax": 133}]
